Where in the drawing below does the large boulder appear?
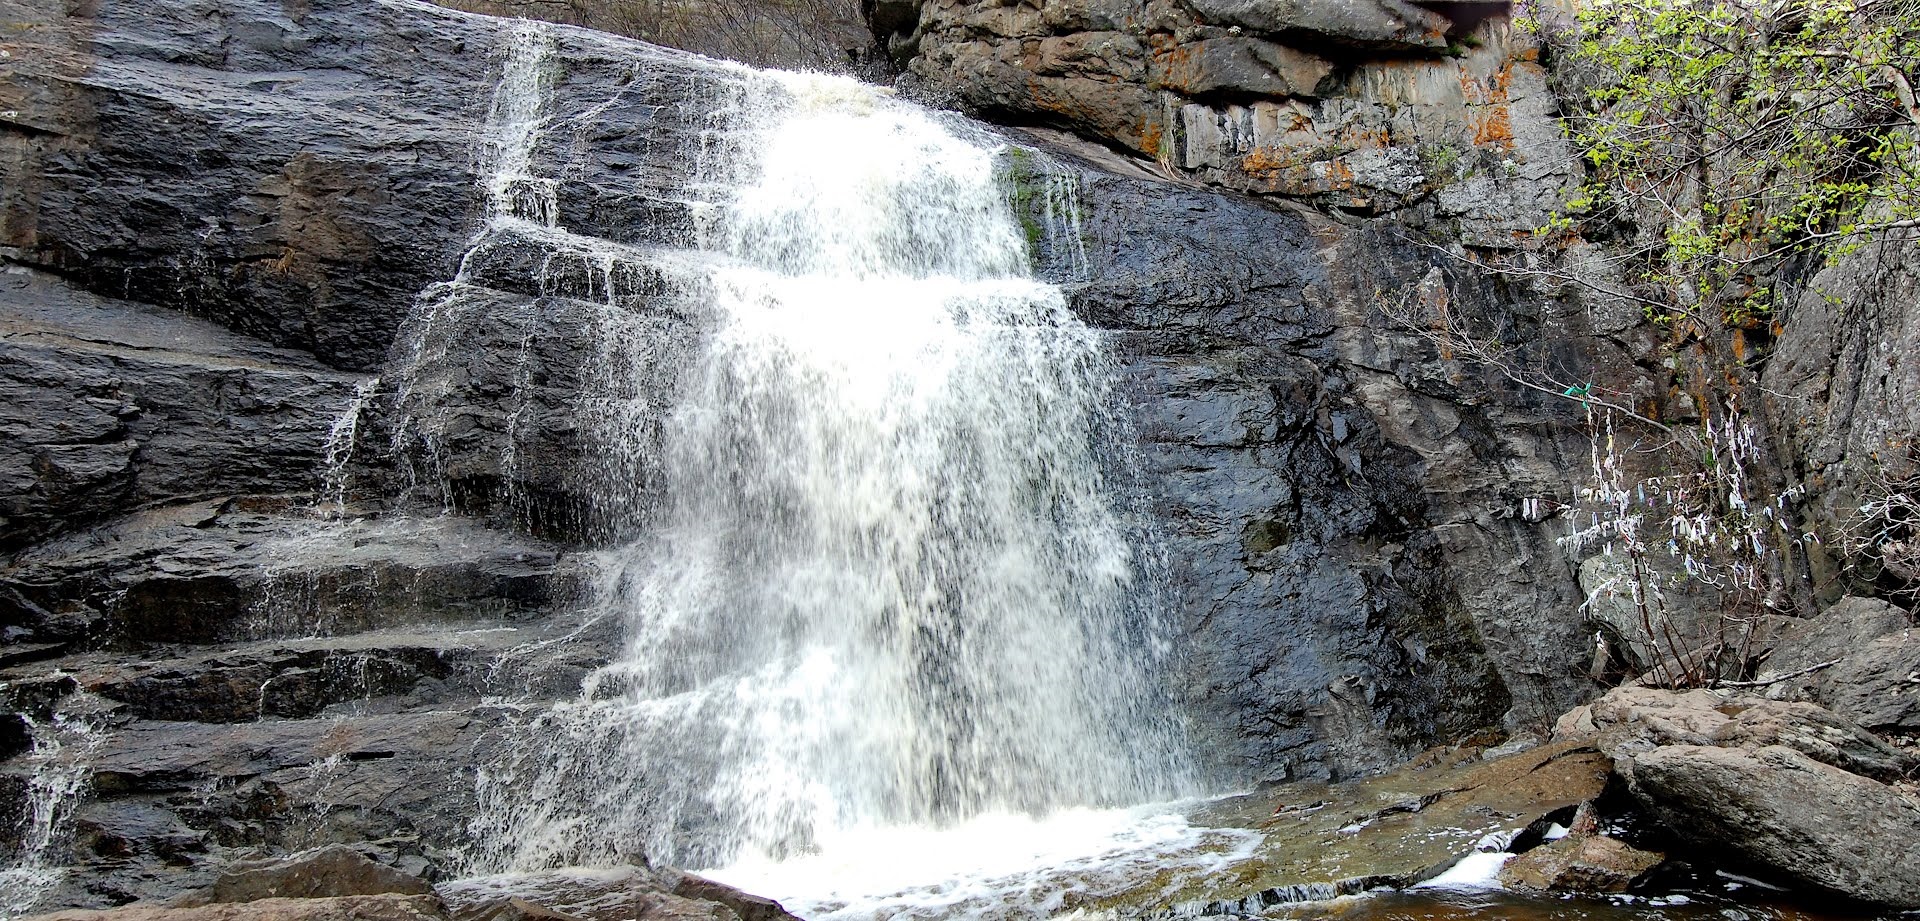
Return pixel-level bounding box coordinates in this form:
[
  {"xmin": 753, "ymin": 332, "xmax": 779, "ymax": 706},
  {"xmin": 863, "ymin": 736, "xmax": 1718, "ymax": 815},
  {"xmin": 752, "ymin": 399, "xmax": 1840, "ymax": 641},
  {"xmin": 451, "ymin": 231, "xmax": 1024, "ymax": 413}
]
[
  {"xmin": 1753, "ymin": 596, "xmax": 1919, "ymax": 733},
  {"xmin": 1819, "ymin": 628, "xmax": 1920, "ymax": 733},
  {"xmin": 1758, "ymin": 596, "xmax": 1911, "ymax": 686},
  {"xmin": 1584, "ymin": 686, "xmax": 1915, "ymax": 782},
  {"xmin": 1631, "ymin": 744, "xmax": 1920, "ymax": 907}
]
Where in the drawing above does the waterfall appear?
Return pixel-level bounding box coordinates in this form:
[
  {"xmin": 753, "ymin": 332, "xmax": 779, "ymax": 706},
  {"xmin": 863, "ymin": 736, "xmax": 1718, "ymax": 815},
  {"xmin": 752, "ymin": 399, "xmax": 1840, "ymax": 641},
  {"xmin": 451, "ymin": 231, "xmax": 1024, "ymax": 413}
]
[
  {"xmin": 0, "ymin": 700, "xmax": 104, "ymax": 917},
  {"xmin": 446, "ymin": 23, "xmax": 1194, "ymax": 880}
]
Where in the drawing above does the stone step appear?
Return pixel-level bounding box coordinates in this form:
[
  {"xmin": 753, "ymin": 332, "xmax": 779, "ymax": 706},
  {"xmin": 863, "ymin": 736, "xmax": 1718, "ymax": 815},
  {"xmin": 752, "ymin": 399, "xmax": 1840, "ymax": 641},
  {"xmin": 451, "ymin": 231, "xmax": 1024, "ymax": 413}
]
[
  {"xmin": 0, "ymin": 502, "xmax": 590, "ymax": 651},
  {"xmin": 2, "ymin": 614, "xmax": 615, "ymax": 726}
]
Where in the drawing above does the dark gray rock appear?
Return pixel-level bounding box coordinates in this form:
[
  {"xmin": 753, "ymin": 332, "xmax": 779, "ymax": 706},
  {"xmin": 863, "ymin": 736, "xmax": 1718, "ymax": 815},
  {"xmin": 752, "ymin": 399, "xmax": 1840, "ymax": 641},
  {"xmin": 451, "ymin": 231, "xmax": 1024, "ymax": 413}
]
[
  {"xmin": 1630, "ymin": 744, "xmax": 1920, "ymax": 908},
  {"xmin": 1033, "ymin": 159, "xmax": 1599, "ymax": 782},
  {"xmin": 0, "ymin": 503, "xmax": 586, "ymax": 649},
  {"xmin": 1763, "ymin": 229, "xmax": 1920, "ymax": 598},
  {"xmin": 1818, "ymin": 628, "xmax": 1920, "ymax": 733},
  {"xmin": 0, "ymin": 269, "xmax": 364, "ymax": 551},
  {"xmin": 0, "ymin": 0, "xmax": 493, "ymax": 371}
]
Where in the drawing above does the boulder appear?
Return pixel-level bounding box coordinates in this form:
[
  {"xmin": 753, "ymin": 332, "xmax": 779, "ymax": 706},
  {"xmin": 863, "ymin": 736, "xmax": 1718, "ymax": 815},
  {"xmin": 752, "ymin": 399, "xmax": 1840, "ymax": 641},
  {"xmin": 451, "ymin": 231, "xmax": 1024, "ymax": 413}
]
[
  {"xmin": 1819, "ymin": 628, "xmax": 1920, "ymax": 732},
  {"xmin": 175, "ymin": 846, "xmax": 435, "ymax": 905},
  {"xmin": 1586, "ymin": 686, "xmax": 1915, "ymax": 782},
  {"xmin": 1630, "ymin": 744, "xmax": 1920, "ymax": 907},
  {"xmin": 1578, "ymin": 554, "xmax": 1722, "ymax": 679},
  {"xmin": 1758, "ymin": 596, "xmax": 1911, "ymax": 692},
  {"xmin": 27, "ymin": 896, "xmax": 449, "ymax": 921},
  {"xmin": 437, "ymin": 868, "xmax": 799, "ymax": 921},
  {"xmin": 1499, "ymin": 834, "xmax": 1664, "ymax": 893}
]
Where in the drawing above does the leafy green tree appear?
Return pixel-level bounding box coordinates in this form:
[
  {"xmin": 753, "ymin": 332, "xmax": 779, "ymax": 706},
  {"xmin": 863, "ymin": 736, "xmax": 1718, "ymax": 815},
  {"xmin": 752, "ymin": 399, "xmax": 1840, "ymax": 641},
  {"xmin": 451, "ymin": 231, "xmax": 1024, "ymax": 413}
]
[{"xmin": 1544, "ymin": 0, "xmax": 1920, "ymax": 328}]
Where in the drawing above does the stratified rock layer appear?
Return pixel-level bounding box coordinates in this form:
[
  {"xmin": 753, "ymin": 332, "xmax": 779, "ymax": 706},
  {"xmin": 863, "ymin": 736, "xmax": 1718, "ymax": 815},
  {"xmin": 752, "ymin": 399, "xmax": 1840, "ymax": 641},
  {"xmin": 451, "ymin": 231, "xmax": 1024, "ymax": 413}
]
[{"xmin": 877, "ymin": 0, "xmax": 1571, "ymax": 232}]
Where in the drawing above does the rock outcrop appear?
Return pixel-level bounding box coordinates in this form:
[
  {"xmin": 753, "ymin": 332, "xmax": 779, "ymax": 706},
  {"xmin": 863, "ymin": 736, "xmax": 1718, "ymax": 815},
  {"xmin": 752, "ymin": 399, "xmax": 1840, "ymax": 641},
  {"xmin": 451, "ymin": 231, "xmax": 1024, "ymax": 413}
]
[
  {"xmin": 876, "ymin": 0, "xmax": 1571, "ymax": 236},
  {"xmin": 1567, "ymin": 686, "xmax": 1920, "ymax": 907}
]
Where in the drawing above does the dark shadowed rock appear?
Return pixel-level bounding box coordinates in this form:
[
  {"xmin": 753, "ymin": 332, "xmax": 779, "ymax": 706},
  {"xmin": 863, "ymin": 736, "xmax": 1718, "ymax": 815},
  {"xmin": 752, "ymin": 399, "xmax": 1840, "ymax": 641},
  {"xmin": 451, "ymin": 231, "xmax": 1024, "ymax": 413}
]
[
  {"xmin": 1763, "ymin": 229, "xmax": 1920, "ymax": 598},
  {"xmin": 1630, "ymin": 744, "xmax": 1920, "ymax": 908}
]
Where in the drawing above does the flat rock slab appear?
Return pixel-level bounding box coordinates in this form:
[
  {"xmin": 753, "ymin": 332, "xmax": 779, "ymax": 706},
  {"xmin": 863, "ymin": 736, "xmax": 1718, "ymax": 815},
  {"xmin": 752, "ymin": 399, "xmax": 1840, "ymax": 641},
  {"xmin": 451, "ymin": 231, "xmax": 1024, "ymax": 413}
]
[
  {"xmin": 1078, "ymin": 740, "xmax": 1611, "ymax": 914},
  {"xmin": 27, "ymin": 895, "xmax": 450, "ymax": 921},
  {"xmin": 439, "ymin": 867, "xmax": 800, "ymax": 921}
]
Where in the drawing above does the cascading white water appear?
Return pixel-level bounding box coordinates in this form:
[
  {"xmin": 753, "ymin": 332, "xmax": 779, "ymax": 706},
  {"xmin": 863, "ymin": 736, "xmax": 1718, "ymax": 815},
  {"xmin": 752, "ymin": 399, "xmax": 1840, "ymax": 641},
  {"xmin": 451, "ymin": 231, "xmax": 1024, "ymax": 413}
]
[
  {"xmin": 0, "ymin": 699, "xmax": 105, "ymax": 918},
  {"xmin": 437, "ymin": 23, "xmax": 1199, "ymax": 908}
]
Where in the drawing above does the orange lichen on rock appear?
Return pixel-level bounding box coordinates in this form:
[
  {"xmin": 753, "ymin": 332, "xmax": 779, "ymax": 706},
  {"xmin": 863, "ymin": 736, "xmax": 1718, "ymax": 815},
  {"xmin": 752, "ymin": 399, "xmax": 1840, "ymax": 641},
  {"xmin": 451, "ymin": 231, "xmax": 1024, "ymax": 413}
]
[
  {"xmin": 1139, "ymin": 120, "xmax": 1165, "ymax": 160},
  {"xmin": 1461, "ymin": 62, "xmax": 1516, "ymax": 149},
  {"xmin": 1323, "ymin": 158, "xmax": 1355, "ymax": 189},
  {"xmin": 1240, "ymin": 147, "xmax": 1298, "ymax": 177},
  {"xmin": 1471, "ymin": 106, "xmax": 1514, "ymax": 147}
]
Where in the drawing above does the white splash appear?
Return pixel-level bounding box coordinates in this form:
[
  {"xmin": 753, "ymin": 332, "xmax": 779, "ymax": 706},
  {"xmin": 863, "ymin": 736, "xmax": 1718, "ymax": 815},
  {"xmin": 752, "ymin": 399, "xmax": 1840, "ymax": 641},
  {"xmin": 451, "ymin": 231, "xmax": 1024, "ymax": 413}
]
[{"xmin": 706, "ymin": 804, "xmax": 1258, "ymax": 921}]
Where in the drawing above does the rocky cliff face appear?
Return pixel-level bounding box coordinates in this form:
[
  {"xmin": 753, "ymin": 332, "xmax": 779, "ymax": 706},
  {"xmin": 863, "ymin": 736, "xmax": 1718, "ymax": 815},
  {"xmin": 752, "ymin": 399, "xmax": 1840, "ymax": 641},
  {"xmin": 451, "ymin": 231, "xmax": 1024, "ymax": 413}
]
[
  {"xmin": 0, "ymin": 0, "xmax": 719, "ymax": 906},
  {"xmin": 0, "ymin": 0, "xmax": 1807, "ymax": 910},
  {"xmin": 874, "ymin": 0, "xmax": 1570, "ymax": 236}
]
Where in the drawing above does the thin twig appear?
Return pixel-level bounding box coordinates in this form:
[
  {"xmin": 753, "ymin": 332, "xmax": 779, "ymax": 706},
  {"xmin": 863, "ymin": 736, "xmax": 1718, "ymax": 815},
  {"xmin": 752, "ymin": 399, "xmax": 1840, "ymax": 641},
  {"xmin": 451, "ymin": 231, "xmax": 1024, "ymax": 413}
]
[{"xmin": 1714, "ymin": 657, "xmax": 1842, "ymax": 687}]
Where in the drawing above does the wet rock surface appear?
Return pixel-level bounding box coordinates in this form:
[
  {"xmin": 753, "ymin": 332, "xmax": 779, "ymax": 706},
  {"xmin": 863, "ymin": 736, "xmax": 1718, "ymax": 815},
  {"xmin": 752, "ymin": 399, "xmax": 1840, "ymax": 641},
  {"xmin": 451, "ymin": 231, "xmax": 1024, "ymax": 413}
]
[
  {"xmin": 1498, "ymin": 833, "xmax": 1663, "ymax": 893},
  {"xmin": 1075, "ymin": 739, "xmax": 1613, "ymax": 913},
  {"xmin": 1029, "ymin": 154, "xmax": 1601, "ymax": 782},
  {"xmin": 177, "ymin": 846, "xmax": 437, "ymax": 904}
]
